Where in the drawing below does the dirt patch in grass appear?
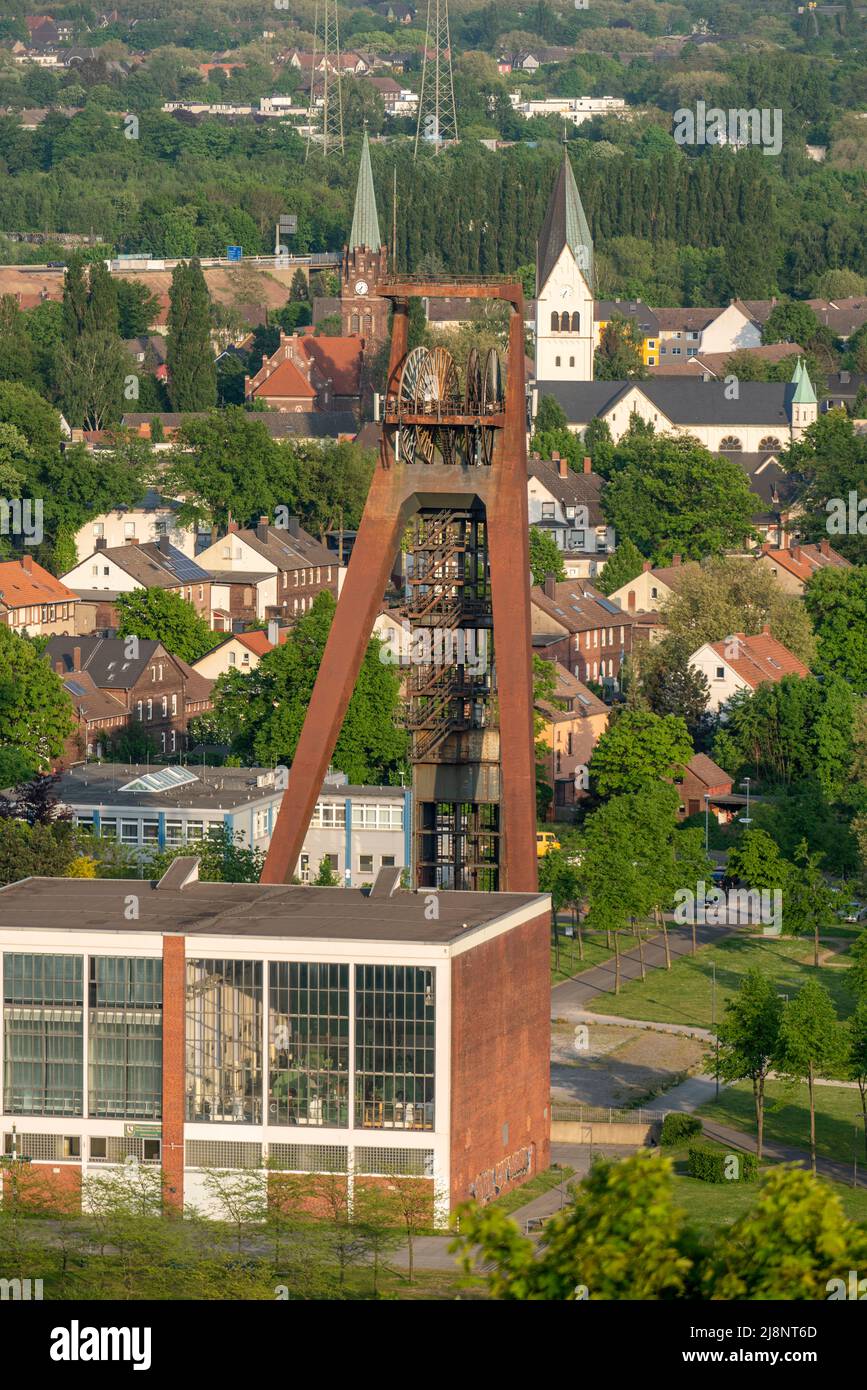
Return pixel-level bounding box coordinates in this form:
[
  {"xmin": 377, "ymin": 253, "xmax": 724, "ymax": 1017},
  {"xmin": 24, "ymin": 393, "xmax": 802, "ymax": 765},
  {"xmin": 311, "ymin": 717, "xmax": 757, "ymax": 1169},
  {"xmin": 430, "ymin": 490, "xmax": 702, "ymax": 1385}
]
[{"xmin": 551, "ymin": 1021, "xmax": 706, "ymax": 1107}]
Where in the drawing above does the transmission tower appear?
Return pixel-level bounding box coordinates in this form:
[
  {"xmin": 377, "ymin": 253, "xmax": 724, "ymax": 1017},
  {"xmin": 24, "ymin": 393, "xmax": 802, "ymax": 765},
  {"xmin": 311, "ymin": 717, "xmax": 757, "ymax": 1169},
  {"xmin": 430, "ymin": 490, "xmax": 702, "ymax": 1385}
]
[
  {"xmin": 414, "ymin": 0, "xmax": 458, "ymax": 158},
  {"xmin": 305, "ymin": 0, "xmax": 344, "ymax": 160}
]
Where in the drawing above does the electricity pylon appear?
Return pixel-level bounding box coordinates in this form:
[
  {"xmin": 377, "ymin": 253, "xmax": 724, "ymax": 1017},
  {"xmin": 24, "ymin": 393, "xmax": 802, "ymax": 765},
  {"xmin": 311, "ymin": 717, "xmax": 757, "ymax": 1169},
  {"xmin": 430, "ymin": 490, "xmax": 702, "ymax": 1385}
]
[
  {"xmin": 414, "ymin": 0, "xmax": 458, "ymax": 158},
  {"xmin": 306, "ymin": 0, "xmax": 344, "ymax": 160}
]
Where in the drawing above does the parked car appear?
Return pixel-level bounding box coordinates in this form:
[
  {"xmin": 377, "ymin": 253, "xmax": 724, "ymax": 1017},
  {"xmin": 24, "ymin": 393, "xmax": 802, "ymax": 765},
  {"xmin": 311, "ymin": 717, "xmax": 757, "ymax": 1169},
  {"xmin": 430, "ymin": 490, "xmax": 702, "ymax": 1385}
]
[{"xmin": 839, "ymin": 902, "xmax": 867, "ymax": 924}]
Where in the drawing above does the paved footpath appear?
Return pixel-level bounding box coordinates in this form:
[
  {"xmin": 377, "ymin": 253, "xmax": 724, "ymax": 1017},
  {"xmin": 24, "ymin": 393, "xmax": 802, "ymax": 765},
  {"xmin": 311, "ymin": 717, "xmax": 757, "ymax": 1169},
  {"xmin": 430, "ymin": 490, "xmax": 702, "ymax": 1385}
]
[{"xmin": 551, "ymin": 920, "xmax": 734, "ymax": 1020}]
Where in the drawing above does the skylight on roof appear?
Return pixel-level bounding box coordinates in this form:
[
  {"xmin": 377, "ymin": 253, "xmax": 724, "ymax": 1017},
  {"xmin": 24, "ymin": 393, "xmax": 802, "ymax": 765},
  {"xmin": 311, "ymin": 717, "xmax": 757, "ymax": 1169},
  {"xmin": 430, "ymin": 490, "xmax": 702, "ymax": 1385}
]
[{"xmin": 120, "ymin": 767, "xmax": 200, "ymax": 794}]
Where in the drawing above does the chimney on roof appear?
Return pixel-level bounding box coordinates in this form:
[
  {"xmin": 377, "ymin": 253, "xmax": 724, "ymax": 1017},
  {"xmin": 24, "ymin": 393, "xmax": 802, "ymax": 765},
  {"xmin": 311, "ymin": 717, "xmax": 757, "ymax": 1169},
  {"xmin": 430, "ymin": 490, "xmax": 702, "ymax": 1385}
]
[
  {"xmin": 228, "ymin": 519, "xmax": 238, "ymax": 534},
  {"xmin": 761, "ymin": 541, "xmax": 773, "ymax": 554},
  {"xmin": 127, "ymin": 538, "xmax": 139, "ymax": 545},
  {"xmin": 267, "ymin": 618, "xmax": 280, "ymax": 646},
  {"xmin": 21, "ymin": 554, "xmax": 33, "ymax": 573},
  {"xmin": 72, "ymin": 645, "xmax": 81, "ymax": 673},
  {"xmin": 544, "ymin": 572, "xmax": 557, "ymax": 599},
  {"xmin": 256, "ymin": 515, "xmax": 270, "ymax": 543},
  {"xmin": 819, "ymin": 537, "xmax": 830, "ymax": 556},
  {"xmin": 287, "ymin": 515, "xmax": 301, "ymax": 538},
  {"xmin": 583, "ymin": 456, "xmax": 592, "ymax": 474},
  {"xmin": 54, "ymin": 660, "xmax": 64, "ymax": 675},
  {"xmin": 642, "ymin": 560, "xmax": 652, "ymax": 572},
  {"xmin": 672, "ymin": 554, "xmax": 681, "ymax": 566},
  {"xmin": 158, "ymin": 534, "xmax": 171, "ymax": 556},
  {"xmin": 761, "ymin": 624, "xmax": 770, "ymax": 636},
  {"xmin": 557, "ymin": 456, "xmax": 568, "ymax": 478}
]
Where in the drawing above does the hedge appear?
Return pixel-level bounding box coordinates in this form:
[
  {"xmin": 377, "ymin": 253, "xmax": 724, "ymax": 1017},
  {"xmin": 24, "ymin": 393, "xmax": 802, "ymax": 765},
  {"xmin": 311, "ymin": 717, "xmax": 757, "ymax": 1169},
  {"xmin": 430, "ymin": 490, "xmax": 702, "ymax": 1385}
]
[
  {"xmin": 660, "ymin": 1112, "xmax": 702, "ymax": 1147},
  {"xmin": 687, "ymin": 1144, "xmax": 758, "ymax": 1183}
]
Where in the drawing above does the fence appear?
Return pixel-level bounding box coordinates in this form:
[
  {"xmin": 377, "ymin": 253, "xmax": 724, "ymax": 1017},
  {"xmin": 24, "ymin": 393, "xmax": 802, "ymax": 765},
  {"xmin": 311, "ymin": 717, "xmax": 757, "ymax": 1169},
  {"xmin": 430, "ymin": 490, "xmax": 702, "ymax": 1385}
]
[{"xmin": 551, "ymin": 1105, "xmax": 667, "ymax": 1128}]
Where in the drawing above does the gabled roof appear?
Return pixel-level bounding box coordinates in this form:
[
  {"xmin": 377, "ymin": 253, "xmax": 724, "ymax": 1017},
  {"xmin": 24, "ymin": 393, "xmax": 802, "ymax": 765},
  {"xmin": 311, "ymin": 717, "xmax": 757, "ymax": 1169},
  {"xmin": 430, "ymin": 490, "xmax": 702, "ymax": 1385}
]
[
  {"xmin": 46, "ymin": 635, "xmax": 164, "ymax": 689},
  {"xmin": 703, "ymin": 632, "xmax": 810, "ymax": 688},
  {"xmin": 0, "ymin": 558, "xmax": 78, "ymax": 610},
  {"xmin": 250, "ymin": 357, "xmax": 317, "ymax": 401},
  {"xmin": 300, "ymin": 335, "xmax": 364, "ymax": 397},
  {"xmin": 537, "ymin": 150, "xmax": 593, "ymax": 294},
  {"xmin": 349, "ymin": 130, "xmax": 382, "ymax": 252},
  {"xmin": 536, "ymin": 378, "xmax": 794, "ymax": 427},
  {"xmin": 74, "ymin": 542, "xmax": 209, "ymax": 589},
  {"xmin": 527, "ymin": 456, "xmax": 606, "ymax": 525},
  {"xmin": 61, "ymin": 670, "xmax": 125, "ymax": 723},
  {"xmin": 759, "ymin": 541, "xmax": 851, "ymax": 582},
  {"xmin": 683, "ymin": 753, "xmax": 732, "ymax": 790},
  {"xmin": 531, "ymin": 580, "xmax": 636, "ymax": 634},
  {"xmin": 230, "ymin": 524, "xmax": 334, "ymax": 572}
]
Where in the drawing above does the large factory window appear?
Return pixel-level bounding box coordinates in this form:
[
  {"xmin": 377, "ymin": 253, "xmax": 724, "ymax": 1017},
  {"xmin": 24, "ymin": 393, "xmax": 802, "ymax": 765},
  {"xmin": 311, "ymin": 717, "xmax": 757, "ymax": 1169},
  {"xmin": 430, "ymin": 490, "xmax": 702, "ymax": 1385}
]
[
  {"xmin": 3, "ymin": 953, "xmax": 83, "ymax": 1116},
  {"xmin": 186, "ymin": 959, "xmax": 263, "ymax": 1124},
  {"xmin": 88, "ymin": 957, "xmax": 163, "ymax": 1119},
  {"xmin": 355, "ymin": 965, "xmax": 435, "ymax": 1131},
  {"xmin": 268, "ymin": 963, "xmax": 349, "ymax": 1127}
]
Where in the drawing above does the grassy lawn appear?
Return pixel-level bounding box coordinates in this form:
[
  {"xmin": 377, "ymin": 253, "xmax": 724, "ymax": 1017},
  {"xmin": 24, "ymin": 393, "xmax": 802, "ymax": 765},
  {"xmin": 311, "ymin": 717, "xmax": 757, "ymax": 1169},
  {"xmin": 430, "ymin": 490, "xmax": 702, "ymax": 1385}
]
[
  {"xmin": 490, "ymin": 1163, "xmax": 575, "ymax": 1215},
  {"xmin": 696, "ymin": 1079, "xmax": 867, "ymax": 1166},
  {"xmin": 589, "ymin": 932, "xmax": 857, "ymax": 1029},
  {"xmin": 551, "ymin": 920, "xmax": 650, "ymax": 985},
  {"xmin": 664, "ymin": 1141, "xmax": 867, "ymax": 1236}
]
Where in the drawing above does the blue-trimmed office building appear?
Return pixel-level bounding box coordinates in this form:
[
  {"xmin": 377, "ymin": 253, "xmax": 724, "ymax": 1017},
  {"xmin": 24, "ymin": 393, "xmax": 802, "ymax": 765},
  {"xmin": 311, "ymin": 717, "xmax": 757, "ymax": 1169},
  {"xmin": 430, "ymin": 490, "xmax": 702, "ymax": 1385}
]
[{"xmin": 55, "ymin": 765, "xmax": 412, "ymax": 887}]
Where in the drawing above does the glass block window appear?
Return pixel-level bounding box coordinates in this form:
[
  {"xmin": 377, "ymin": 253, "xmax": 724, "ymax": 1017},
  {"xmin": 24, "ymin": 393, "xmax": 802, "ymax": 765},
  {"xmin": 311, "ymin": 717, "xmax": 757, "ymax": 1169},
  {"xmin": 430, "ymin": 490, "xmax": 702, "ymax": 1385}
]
[
  {"xmin": 268, "ymin": 1143, "xmax": 348, "ymax": 1174},
  {"xmin": 185, "ymin": 1140, "xmax": 262, "ymax": 1169},
  {"xmin": 3, "ymin": 1132, "xmax": 80, "ymax": 1161},
  {"xmin": 354, "ymin": 1146, "xmax": 434, "ymax": 1177},
  {"xmin": 3, "ymin": 954, "xmax": 84, "ymax": 1116},
  {"xmin": 186, "ymin": 959, "xmax": 263, "ymax": 1124},
  {"xmin": 88, "ymin": 957, "xmax": 163, "ymax": 1119},
  {"xmin": 90, "ymin": 1136, "xmax": 161, "ymax": 1164},
  {"xmin": 355, "ymin": 966, "xmax": 435, "ymax": 1131},
  {"xmin": 268, "ymin": 963, "xmax": 349, "ymax": 1128}
]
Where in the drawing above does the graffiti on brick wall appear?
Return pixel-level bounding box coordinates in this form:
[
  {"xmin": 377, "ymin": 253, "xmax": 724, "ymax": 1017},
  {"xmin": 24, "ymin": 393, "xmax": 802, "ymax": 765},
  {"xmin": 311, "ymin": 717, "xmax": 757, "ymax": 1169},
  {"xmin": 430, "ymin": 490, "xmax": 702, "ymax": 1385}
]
[{"xmin": 469, "ymin": 1146, "xmax": 534, "ymax": 1204}]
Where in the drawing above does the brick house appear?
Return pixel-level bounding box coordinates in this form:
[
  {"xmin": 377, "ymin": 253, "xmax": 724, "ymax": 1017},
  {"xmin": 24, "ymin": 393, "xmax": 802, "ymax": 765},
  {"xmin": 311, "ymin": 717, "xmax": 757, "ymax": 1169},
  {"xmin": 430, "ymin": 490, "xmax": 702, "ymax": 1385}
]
[
  {"xmin": 0, "ymin": 555, "xmax": 78, "ymax": 636},
  {"xmin": 675, "ymin": 753, "xmax": 734, "ymax": 820},
  {"xmin": 245, "ymin": 333, "xmax": 364, "ymax": 414},
  {"xmin": 197, "ymin": 517, "xmax": 341, "ymax": 624},
  {"xmin": 531, "ymin": 576, "xmax": 637, "ymax": 690},
  {"xmin": 46, "ymin": 637, "xmax": 214, "ymax": 760}
]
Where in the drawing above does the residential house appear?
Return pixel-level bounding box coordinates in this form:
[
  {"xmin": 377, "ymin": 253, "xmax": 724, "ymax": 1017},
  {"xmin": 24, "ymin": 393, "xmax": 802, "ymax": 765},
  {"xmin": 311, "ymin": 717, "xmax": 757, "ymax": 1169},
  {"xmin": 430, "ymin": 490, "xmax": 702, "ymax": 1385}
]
[
  {"xmin": 61, "ymin": 540, "xmax": 212, "ymax": 630},
  {"xmin": 689, "ymin": 629, "xmax": 810, "ymax": 714},
  {"xmin": 595, "ymin": 300, "xmax": 660, "ymax": 367},
  {"xmin": 528, "ymin": 453, "xmax": 614, "ymax": 579},
  {"xmin": 649, "ymin": 342, "xmax": 805, "ymax": 379},
  {"xmin": 366, "ymin": 76, "xmax": 419, "ymax": 117},
  {"xmin": 508, "ymin": 93, "xmax": 628, "ymax": 126},
  {"xmin": 0, "ymin": 556, "xmax": 78, "ymax": 636},
  {"xmin": 72, "ymin": 490, "xmax": 197, "ymax": 565},
  {"xmin": 754, "ymin": 539, "xmax": 851, "ymax": 594},
  {"xmin": 196, "ymin": 517, "xmax": 341, "ymax": 625},
  {"xmin": 606, "ymin": 556, "xmax": 700, "ymax": 615},
  {"xmin": 119, "ymin": 410, "xmax": 358, "ymax": 444},
  {"xmin": 190, "ymin": 624, "xmax": 289, "ymax": 680},
  {"xmin": 674, "ymin": 753, "xmax": 737, "ymax": 822},
  {"xmin": 531, "ymin": 576, "xmax": 637, "ymax": 690},
  {"xmin": 653, "ymin": 302, "xmax": 762, "ymax": 362},
  {"xmin": 46, "ymin": 636, "xmax": 214, "ymax": 759},
  {"xmin": 535, "ymin": 662, "xmax": 609, "ymax": 819}
]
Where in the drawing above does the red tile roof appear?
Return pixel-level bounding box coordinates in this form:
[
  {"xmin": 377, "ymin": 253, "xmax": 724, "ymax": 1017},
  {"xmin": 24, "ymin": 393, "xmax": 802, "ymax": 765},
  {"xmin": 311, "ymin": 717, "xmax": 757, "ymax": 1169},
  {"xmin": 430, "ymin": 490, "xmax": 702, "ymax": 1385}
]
[
  {"xmin": 301, "ymin": 334, "xmax": 364, "ymax": 396},
  {"xmin": 708, "ymin": 631, "xmax": 810, "ymax": 688},
  {"xmin": 760, "ymin": 541, "xmax": 851, "ymax": 583},
  {"xmin": 251, "ymin": 357, "xmax": 317, "ymax": 401},
  {"xmin": 0, "ymin": 558, "xmax": 78, "ymax": 610}
]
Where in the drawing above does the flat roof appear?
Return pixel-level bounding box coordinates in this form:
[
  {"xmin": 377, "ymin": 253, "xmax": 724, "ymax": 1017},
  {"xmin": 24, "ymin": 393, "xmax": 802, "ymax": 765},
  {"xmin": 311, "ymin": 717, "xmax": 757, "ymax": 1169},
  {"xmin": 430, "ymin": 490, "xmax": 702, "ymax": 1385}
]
[
  {"xmin": 0, "ymin": 876, "xmax": 547, "ymax": 946},
  {"xmin": 55, "ymin": 764, "xmax": 407, "ymax": 812}
]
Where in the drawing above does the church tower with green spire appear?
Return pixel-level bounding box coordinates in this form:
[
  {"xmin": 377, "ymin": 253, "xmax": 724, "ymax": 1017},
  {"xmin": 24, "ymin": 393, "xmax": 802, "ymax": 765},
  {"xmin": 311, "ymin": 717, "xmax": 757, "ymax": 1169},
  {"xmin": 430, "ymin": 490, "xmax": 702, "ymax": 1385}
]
[
  {"xmin": 534, "ymin": 147, "xmax": 595, "ymax": 382},
  {"xmin": 340, "ymin": 131, "xmax": 389, "ymax": 345}
]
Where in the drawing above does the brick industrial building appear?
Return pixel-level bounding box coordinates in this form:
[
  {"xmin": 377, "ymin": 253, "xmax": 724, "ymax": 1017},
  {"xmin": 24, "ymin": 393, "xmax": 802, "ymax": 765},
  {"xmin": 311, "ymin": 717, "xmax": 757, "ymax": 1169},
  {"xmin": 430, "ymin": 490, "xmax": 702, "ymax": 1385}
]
[{"xmin": 0, "ymin": 864, "xmax": 550, "ymax": 1219}]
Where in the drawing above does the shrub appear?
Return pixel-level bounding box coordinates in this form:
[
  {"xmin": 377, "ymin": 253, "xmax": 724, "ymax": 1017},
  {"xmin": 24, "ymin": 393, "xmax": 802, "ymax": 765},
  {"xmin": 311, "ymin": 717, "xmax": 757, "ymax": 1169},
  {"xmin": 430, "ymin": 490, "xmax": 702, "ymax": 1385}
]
[
  {"xmin": 660, "ymin": 1112, "xmax": 702, "ymax": 1146},
  {"xmin": 688, "ymin": 1144, "xmax": 758, "ymax": 1183}
]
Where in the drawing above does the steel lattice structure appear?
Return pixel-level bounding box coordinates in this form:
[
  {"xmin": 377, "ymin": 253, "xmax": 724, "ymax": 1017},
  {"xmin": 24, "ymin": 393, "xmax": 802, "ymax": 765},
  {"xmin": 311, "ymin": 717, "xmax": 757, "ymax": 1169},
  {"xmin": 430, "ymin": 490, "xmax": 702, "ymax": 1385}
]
[
  {"xmin": 306, "ymin": 0, "xmax": 345, "ymax": 159},
  {"xmin": 414, "ymin": 0, "xmax": 458, "ymax": 157},
  {"xmin": 262, "ymin": 279, "xmax": 537, "ymax": 895}
]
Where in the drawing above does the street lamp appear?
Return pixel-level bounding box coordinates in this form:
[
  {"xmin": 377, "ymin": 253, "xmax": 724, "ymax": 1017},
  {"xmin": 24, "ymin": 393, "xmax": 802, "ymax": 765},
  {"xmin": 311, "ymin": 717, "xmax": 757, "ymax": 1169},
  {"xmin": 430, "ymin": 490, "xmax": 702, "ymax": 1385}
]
[
  {"xmin": 704, "ymin": 792, "xmax": 711, "ymax": 853},
  {"xmin": 712, "ymin": 963, "xmax": 719, "ymax": 1100},
  {"xmin": 740, "ymin": 776, "xmax": 752, "ymax": 826}
]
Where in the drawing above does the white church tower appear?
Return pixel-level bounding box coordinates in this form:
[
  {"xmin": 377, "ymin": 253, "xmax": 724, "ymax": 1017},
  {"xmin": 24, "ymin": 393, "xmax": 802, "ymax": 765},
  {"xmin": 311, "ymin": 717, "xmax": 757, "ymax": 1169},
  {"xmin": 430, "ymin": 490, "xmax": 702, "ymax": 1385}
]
[{"xmin": 534, "ymin": 149, "xmax": 595, "ymax": 382}]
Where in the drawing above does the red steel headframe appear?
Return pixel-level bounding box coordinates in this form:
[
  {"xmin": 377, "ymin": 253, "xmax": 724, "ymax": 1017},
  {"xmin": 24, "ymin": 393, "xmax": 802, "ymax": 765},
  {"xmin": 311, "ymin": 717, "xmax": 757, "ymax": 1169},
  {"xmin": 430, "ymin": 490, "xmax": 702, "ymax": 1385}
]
[{"xmin": 261, "ymin": 281, "xmax": 538, "ymax": 892}]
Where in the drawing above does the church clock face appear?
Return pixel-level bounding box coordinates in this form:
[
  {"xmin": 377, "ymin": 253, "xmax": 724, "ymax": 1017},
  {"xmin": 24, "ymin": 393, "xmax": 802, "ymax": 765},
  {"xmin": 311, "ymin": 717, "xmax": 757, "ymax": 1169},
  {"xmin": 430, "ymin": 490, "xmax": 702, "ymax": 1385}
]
[{"xmin": 354, "ymin": 279, "xmax": 369, "ymax": 296}]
